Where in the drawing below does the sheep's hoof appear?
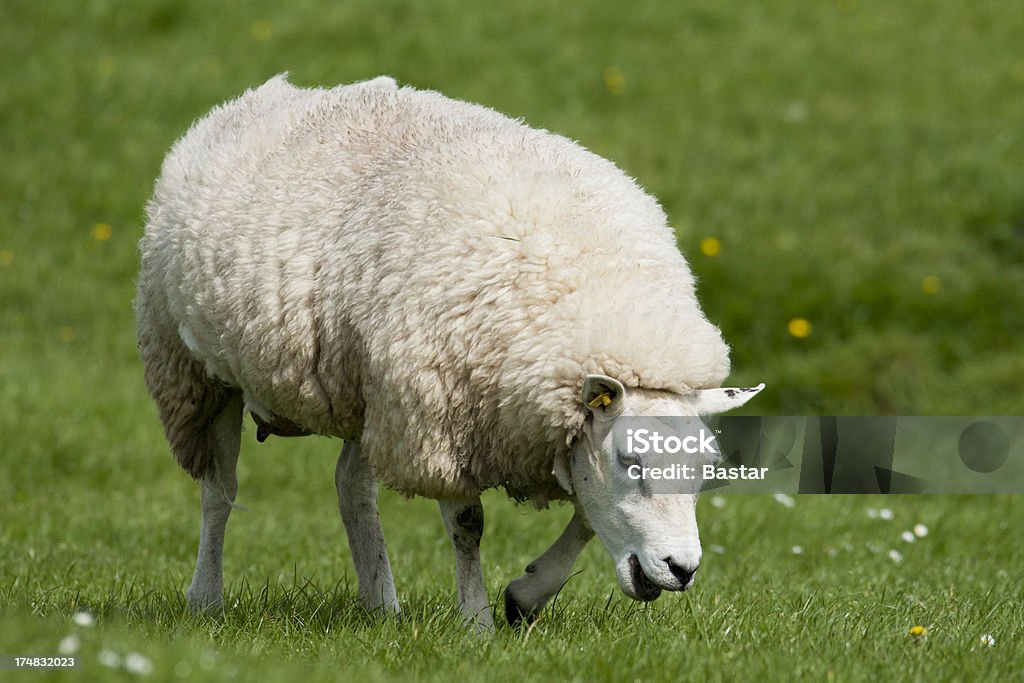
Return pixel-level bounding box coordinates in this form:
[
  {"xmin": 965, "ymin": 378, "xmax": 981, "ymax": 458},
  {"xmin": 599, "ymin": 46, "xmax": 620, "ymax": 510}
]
[
  {"xmin": 185, "ymin": 588, "xmax": 224, "ymax": 617},
  {"xmin": 504, "ymin": 588, "xmax": 537, "ymax": 628},
  {"xmin": 362, "ymin": 601, "xmax": 403, "ymax": 621}
]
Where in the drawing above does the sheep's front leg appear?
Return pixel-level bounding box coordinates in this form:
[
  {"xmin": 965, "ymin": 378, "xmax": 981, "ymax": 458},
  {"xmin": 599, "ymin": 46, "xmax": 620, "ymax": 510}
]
[
  {"xmin": 336, "ymin": 441, "xmax": 400, "ymax": 615},
  {"xmin": 186, "ymin": 394, "xmax": 244, "ymax": 613},
  {"xmin": 439, "ymin": 498, "xmax": 494, "ymax": 631},
  {"xmin": 504, "ymin": 511, "xmax": 593, "ymax": 626}
]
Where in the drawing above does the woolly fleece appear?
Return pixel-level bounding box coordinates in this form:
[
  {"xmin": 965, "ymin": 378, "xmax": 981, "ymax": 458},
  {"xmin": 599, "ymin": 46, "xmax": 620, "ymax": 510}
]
[{"xmin": 136, "ymin": 75, "xmax": 730, "ymax": 502}]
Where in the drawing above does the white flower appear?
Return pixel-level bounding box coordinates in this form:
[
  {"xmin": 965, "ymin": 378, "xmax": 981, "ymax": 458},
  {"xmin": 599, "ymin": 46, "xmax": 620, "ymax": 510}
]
[
  {"xmin": 979, "ymin": 634, "xmax": 995, "ymax": 647},
  {"xmin": 784, "ymin": 102, "xmax": 809, "ymax": 122},
  {"xmin": 773, "ymin": 493, "xmax": 796, "ymax": 508},
  {"xmin": 72, "ymin": 611, "xmax": 95, "ymax": 627},
  {"xmin": 791, "ymin": 545, "xmax": 803, "ymax": 555},
  {"xmin": 711, "ymin": 496, "xmax": 726, "ymax": 508},
  {"xmin": 125, "ymin": 653, "xmax": 154, "ymax": 676},
  {"xmin": 888, "ymin": 549, "xmax": 903, "ymax": 563},
  {"xmin": 58, "ymin": 634, "xmax": 81, "ymax": 654},
  {"xmin": 901, "ymin": 531, "xmax": 916, "ymax": 543},
  {"xmin": 98, "ymin": 649, "xmax": 122, "ymax": 669},
  {"xmin": 199, "ymin": 650, "xmax": 217, "ymax": 671},
  {"xmin": 866, "ymin": 508, "xmax": 879, "ymax": 518},
  {"xmin": 913, "ymin": 524, "xmax": 929, "ymax": 538},
  {"xmin": 879, "ymin": 508, "xmax": 894, "ymax": 520},
  {"xmin": 709, "ymin": 544, "xmax": 726, "ymax": 554}
]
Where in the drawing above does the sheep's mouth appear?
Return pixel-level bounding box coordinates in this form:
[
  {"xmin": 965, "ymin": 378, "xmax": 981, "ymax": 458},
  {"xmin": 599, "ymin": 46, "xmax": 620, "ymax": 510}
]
[{"xmin": 628, "ymin": 554, "xmax": 662, "ymax": 602}]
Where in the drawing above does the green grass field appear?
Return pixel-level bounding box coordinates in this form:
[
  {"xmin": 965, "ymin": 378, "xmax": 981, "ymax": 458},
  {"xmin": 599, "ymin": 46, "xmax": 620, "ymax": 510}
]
[{"xmin": 2, "ymin": 1, "xmax": 1023, "ymax": 680}]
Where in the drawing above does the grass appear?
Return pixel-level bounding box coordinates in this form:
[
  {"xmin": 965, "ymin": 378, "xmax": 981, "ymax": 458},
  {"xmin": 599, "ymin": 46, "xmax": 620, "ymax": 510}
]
[{"xmin": 1, "ymin": 0, "xmax": 1023, "ymax": 680}]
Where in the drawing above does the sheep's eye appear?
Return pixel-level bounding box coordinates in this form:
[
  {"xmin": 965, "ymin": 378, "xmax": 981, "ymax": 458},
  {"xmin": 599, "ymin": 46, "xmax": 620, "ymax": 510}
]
[{"xmin": 617, "ymin": 449, "xmax": 640, "ymax": 467}]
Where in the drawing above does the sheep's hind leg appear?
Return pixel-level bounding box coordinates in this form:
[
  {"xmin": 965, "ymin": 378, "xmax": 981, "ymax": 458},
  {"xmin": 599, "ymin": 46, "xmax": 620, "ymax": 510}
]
[
  {"xmin": 185, "ymin": 393, "xmax": 244, "ymax": 614},
  {"xmin": 336, "ymin": 441, "xmax": 400, "ymax": 615},
  {"xmin": 439, "ymin": 498, "xmax": 494, "ymax": 631},
  {"xmin": 504, "ymin": 511, "xmax": 593, "ymax": 627}
]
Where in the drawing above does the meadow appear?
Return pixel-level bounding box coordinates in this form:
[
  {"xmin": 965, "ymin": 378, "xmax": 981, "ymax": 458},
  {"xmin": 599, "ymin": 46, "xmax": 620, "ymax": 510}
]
[{"xmin": 1, "ymin": 1, "xmax": 1023, "ymax": 680}]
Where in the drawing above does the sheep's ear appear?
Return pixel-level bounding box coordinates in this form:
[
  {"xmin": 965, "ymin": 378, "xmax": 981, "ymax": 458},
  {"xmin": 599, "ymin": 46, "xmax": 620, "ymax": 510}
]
[
  {"xmin": 582, "ymin": 374, "xmax": 625, "ymax": 419},
  {"xmin": 691, "ymin": 383, "xmax": 765, "ymax": 415},
  {"xmin": 552, "ymin": 451, "xmax": 573, "ymax": 495}
]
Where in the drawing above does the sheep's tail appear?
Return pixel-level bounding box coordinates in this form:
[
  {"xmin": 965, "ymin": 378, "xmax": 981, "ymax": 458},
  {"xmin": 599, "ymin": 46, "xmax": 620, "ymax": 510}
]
[{"xmin": 135, "ymin": 284, "xmax": 233, "ymax": 480}]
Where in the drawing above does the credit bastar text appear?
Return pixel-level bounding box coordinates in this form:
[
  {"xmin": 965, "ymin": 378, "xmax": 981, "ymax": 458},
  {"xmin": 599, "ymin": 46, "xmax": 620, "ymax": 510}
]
[{"xmin": 626, "ymin": 464, "xmax": 770, "ymax": 480}]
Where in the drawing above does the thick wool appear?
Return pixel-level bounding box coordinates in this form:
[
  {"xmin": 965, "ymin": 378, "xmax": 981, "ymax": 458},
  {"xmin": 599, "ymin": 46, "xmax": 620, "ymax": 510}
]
[{"xmin": 136, "ymin": 75, "xmax": 730, "ymax": 502}]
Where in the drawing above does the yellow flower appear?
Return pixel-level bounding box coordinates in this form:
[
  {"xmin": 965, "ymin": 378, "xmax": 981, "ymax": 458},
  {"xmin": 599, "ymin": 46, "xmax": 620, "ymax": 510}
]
[
  {"xmin": 700, "ymin": 237, "xmax": 721, "ymax": 256},
  {"xmin": 59, "ymin": 326, "xmax": 76, "ymax": 343},
  {"xmin": 250, "ymin": 20, "xmax": 272, "ymax": 41},
  {"xmin": 0, "ymin": 249, "xmax": 12, "ymax": 267},
  {"xmin": 787, "ymin": 318, "xmax": 812, "ymax": 338},
  {"xmin": 96, "ymin": 56, "xmax": 115, "ymax": 77},
  {"xmin": 603, "ymin": 66, "xmax": 626, "ymax": 95},
  {"xmin": 921, "ymin": 275, "xmax": 940, "ymax": 294},
  {"xmin": 909, "ymin": 625, "xmax": 928, "ymax": 637},
  {"xmin": 204, "ymin": 58, "xmax": 224, "ymax": 79},
  {"xmin": 91, "ymin": 223, "xmax": 112, "ymax": 241}
]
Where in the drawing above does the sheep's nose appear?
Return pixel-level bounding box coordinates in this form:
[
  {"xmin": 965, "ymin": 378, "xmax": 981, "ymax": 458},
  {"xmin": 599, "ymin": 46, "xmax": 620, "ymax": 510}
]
[{"xmin": 666, "ymin": 559, "xmax": 698, "ymax": 589}]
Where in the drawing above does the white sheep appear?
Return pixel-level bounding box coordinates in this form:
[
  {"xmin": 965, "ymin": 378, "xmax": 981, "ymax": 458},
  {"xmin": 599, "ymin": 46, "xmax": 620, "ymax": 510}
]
[{"xmin": 135, "ymin": 75, "xmax": 763, "ymax": 630}]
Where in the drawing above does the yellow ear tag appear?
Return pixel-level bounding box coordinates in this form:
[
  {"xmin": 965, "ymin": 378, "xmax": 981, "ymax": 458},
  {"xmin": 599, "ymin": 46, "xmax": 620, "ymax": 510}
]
[{"xmin": 588, "ymin": 392, "xmax": 613, "ymax": 409}]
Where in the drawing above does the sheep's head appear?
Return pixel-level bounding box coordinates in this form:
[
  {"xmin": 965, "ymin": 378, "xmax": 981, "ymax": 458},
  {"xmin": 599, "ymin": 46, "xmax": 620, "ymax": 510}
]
[{"xmin": 554, "ymin": 375, "xmax": 764, "ymax": 601}]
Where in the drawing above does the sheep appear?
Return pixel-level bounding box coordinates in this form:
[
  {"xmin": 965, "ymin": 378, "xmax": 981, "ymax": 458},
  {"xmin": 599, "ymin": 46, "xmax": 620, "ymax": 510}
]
[{"xmin": 135, "ymin": 74, "xmax": 764, "ymax": 631}]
